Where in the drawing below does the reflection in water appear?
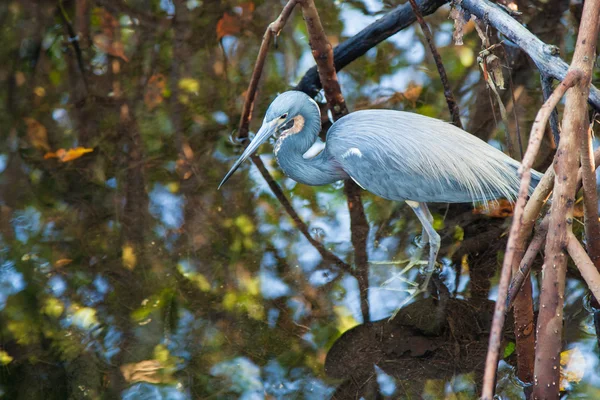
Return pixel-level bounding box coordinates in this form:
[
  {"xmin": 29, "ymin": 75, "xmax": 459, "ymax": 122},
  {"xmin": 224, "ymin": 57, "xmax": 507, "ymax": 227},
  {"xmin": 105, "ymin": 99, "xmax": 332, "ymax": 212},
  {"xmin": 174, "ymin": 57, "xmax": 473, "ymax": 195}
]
[{"xmin": 0, "ymin": 0, "xmax": 598, "ymax": 399}]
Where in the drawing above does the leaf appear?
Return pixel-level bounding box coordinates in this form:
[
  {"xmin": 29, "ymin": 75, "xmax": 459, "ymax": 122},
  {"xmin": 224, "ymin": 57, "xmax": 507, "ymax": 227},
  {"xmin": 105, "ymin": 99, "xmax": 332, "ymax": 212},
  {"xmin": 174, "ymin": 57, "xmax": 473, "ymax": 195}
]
[
  {"xmin": 473, "ymin": 199, "xmax": 514, "ymax": 218},
  {"xmin": 121, "ymin": 360, "xmax": 163, "ymax": 384},
  {"xmin": 486, "ymin": 54, "xmax": 505, "ymax": 89},
  {"xmin": 54, "ymin": 258, "xmax": 73, "ymax": 268},
  {"xmin": 178, "ymin": 77, "xmax": 200, "ymax": 94},
  {"xmin": 44, "ymin": 147, "xmax": 94, "ymax": 162},
  {"xmin": 560, "ymin": 347, "xmax": 586, "ymax": 390},
  {"xmin": 216, "ymin": 2, "xmax": 254, "ymax": 40},
  {"xmin": 403, "ymin": 83, "xmax": 423, "ymax": 106},
  {"xmin": 0, "ymin": 350, "xmax": 13, "ymax": 365},
  {"xmin": 93, "ymin": 34, "xmax": 129, "ymax": 62},
  {"xmin": 145, "ymin": 74, "xmax": 166, "ymax": 109},
  {"xmin": 122, "ymin": 244, "xmax": 137, "ymax": 270},
  {"xmin": 24, "ymin": 117, "xmax": 50, "ymax": 151},
  {"xmin": 216, "ymin": 13, "xmax": 240, "ymax": 40}
]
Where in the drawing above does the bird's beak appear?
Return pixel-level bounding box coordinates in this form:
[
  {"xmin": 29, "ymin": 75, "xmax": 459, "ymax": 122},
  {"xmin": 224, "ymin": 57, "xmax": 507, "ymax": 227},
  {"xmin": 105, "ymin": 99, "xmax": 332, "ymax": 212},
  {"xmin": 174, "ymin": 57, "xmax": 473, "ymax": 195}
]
[{"xmin": 218, "ymin": 119, "xmax": 279, "ymax": 189}]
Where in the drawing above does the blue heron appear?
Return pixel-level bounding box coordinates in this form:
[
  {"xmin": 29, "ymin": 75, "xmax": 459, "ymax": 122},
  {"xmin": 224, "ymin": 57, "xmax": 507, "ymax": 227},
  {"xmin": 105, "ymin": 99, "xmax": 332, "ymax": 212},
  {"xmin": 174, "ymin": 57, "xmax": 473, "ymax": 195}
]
[{"xmin": 220, "ymin": 91, "xmax": 541, "ymax": 292}]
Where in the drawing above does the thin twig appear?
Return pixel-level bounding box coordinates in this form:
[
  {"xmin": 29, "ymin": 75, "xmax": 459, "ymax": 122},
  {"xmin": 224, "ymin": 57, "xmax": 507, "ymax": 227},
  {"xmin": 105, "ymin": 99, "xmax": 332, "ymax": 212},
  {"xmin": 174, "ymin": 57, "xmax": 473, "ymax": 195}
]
[
  {"xmin": 251, "ymin": 155, "xmax": 351, "ymax": 273},
  {"xmin": 481, "ymin": 70, "xmax": 581, "ymax": 400},
  {"xmin": 458, "ymin": 0, "xmax": 600, "ymax": 111},
  {"xmin": 238, "ymin": 0, "xmax": 298, "ymax": 140},
  {"xmin": 507, "ymin": 216, "xmax": 548, "ymax": 309},
  {"xmin": 407, "ymin": 0, "xmax": 462, "ymax": 128},
  {"xmin": 231, "ymin": 0, "xmax": 352, "ymax": 274}
]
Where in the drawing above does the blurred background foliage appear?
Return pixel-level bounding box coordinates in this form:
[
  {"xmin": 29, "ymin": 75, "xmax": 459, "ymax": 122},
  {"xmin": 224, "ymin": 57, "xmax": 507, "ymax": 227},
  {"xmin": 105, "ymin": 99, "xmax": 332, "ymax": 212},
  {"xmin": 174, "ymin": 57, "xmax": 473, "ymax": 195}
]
[{"xmin": 0, "ymin": 0, "xmax": 599, "ymax": 398}]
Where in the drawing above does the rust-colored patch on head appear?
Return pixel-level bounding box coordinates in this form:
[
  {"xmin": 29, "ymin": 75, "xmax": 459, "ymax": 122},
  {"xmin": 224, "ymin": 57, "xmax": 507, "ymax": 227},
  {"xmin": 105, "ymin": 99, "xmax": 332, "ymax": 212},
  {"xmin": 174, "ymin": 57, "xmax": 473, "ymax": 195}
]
[
  {"xmin": 274, "ymin": 115, "xmax": 306, "ymax": 156},
  {"xmin": 287, "ymin": 114, "xmax": 305, "ymax": 135}
]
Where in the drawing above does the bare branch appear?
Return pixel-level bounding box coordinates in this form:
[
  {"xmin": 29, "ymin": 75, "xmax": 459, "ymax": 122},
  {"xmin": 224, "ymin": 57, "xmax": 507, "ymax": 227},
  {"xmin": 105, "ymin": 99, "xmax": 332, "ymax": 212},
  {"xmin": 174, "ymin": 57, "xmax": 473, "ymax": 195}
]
[
  {"xmin": 238, "ymin": 0, "xmax": 299, "ymax": 140},
  {"xmin": 533, "ymin": 0, "xmax": 600, "ymax": 394},
  {"xmin": 567, "ymin": 232, "xmax": 600, "ymax": 302},
  {"xmin": 458, "ymin": 0, "xmax": 600, "ymax": 111},
  {"xmin": 580, "ymin": 123, "xmax": 600, "ymax": 270},
  {"xmin": 481, "ymin": 71, "xmax": 580, "ymax": 399}
]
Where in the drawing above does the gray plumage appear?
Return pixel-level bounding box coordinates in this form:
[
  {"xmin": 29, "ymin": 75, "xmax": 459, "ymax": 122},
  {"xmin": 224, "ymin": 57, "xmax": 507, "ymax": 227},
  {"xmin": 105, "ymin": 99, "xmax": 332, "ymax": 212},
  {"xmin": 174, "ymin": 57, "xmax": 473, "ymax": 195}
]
[{"xmin": 220, "ymin": 90, "xmax": 542, "ymax": 294}]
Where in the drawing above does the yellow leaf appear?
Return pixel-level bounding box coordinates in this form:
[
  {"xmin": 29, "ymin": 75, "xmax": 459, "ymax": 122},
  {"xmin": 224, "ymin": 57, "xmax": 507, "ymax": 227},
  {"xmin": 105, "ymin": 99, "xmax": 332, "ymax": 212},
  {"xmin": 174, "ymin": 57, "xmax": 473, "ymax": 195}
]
[
  {"xmin": 34, "ymin": 86, "xmax": 46, "ymax": 97},
  {"xmin": 560, "ymin": 347, "xmax": 586, "ymax": 391},
  {"xmin": 178, "ymin": 78, "xmax": 200, "ymax": 94},
  {"xmin": 121, "ymin": 360, "xmax": 163, "ymax": 384},
  {"xmin": 60, "ymin": 147, "xmax": 94, "ymax": 162},
  {"xmin": 44, "ymin": 147, "xmax": 93, "ymax": 162},
  {"xmin": 122, "ymin": 244, "xmax": 137, "ymax": 270},
  {"xmin": 24, "ymin": 117, "xmax": 50, "ymax": 151},
  {"xmin": 54, "ymin": 258, "xmax": 73, "ymax": 268},
  {"xmin": 0, "ymin": 350, "xmax": 13, "ymax": 365}
]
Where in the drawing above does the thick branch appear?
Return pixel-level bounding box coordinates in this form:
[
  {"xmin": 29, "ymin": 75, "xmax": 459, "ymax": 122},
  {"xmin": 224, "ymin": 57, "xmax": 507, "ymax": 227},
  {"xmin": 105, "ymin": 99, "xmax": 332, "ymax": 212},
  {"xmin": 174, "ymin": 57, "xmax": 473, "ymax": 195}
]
[
  {"xmin": 533, "ymin": 0, "xmax": 600, "ymax": 395},
  {"xmin": 230, "ymin": 0, "xmax": 352, "ymax": 274},
  {"xmin": 567, "ymin": 232, "xmax": 600, "ymax": 302},
  {"xmin": 296, "ymin": 0, "xmax": 447, "ymax": 96},
  {"xmin": 299, "ymin": 0, "xmax": 370, "ymax": 320},
  {"xmin": 481, "ymin": 71, "xmax": 579, "ymax": 399},
  {"xmin": 458, "ymin": 0, "xmax": 600, "ymax": 111},
  {"xmin": 580, "ymin": 124, "xmax": 600, "ymax": 270}
]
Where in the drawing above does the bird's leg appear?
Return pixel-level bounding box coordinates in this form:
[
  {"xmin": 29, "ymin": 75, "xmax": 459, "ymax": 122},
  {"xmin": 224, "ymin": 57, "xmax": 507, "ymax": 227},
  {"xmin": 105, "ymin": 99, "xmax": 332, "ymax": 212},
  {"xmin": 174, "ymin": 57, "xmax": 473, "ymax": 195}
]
[{"xmin": 406, "ymin": 201, "xmax": 441, "ymax": 293}]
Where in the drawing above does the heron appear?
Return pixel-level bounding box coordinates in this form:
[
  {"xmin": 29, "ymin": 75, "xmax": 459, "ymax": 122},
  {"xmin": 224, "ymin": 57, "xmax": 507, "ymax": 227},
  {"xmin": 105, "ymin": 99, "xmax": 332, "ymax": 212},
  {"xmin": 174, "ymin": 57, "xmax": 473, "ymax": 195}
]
[{"xmin": 220, "ymin": 91, "xmax": 542, "ymax": 294}]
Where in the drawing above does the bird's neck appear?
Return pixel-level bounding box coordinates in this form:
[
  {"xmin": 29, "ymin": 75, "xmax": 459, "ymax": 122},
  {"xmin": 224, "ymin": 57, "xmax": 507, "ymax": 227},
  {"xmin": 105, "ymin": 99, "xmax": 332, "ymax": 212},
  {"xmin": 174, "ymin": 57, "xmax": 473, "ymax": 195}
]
[
  {"xmin": 274, "ymin": 110, "xmax": 348, "ymax": 186},
  {"xmin": 275, "ymin": 139, "xmax": 347, "ymax": 186}
]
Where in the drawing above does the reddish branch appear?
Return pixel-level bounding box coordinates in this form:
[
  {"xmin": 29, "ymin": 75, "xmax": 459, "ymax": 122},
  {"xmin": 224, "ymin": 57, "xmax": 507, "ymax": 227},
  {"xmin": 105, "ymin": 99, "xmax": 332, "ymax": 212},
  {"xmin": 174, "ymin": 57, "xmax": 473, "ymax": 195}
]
[
  {"xmin": 299, "ymin": 0, "xmax": 370, "ymax": 320},
  {"xmin": 481, "ymin": 71, "xmax": 581, "ymax": 399},
  {"xmin": 406, "ymin": 0, "xmax": 462, "ymax": 128},
  {"xmin": 233, "ymin": 0, "xmax": 352, "ymax": 273},
  {"xmin": 237, "ymin": 0, "xmax": 298, "ymax": 140},
  {"xmin": 580, "ymin": 123, "xmax": 600, "ymax": 270},
  {"xmin": 533, "ymin": 0, "xmax": 600, "ymax": 396},
  {"xmin": 567, "ymin": 232, "xmax": 600, "ymax": 301},
  {"xmin": 507, "ymin": 147, "xmax": 600, "ymax": 307}
]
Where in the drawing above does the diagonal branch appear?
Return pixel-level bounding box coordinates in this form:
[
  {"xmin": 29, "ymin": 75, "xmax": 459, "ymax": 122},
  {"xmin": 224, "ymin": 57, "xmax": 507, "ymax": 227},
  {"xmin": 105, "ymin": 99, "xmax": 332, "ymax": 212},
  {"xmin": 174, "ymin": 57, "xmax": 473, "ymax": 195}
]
[
  {"xmin": 458, "ymin": 0, "xmax": 600, "ymax": 111},
  {"xmin": 567, "ymin": 232, "xmax": 600, "ymax": 301},
  {"xmin": 231, "ymin": 0, "xmax": 352, "ymax": 274}
]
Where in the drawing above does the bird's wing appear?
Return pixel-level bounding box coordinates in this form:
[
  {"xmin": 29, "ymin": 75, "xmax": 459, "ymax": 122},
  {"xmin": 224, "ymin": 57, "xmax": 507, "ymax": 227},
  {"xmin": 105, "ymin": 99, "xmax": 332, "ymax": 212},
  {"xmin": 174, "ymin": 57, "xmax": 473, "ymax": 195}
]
[{"xmin": 326, "ymin": 110, "xmax": 524, "ymax": 203}]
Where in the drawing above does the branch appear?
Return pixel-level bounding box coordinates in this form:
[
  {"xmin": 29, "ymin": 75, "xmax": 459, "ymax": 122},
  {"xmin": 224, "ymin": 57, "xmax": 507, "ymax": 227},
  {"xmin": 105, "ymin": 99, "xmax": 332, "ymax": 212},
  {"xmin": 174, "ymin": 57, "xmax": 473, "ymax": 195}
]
[
  {"xmin": 580, "ymin": 123, "xmax": 600, "ymax": 271},
  {"xmin": 299, "ymin": 0, "xmax": 370, "ymax": 320},
  {"xmin": 230, "ymin": 0, "xmax": 352, "ymax": 274},
  {"xmin": 481, "ymin": 71, "xmax": 580, "ymax": 400},
  {"xmin": 251, "ymin": 155, "xmax": 351, "ymax": 273},
  {"xmin": 458, "ymin": 0, "xmax": 600, "ymax": 111},
  {"xmin": 567, "ymin": 232, "xmax": 600, "ymax": 303},
  {"xmin": 238, "ymin": 0, "xmax": 298, "ymax": 140},
  {"xmin": 533, "ymin": 0, "xmax": 600, "ymax": 394},
  {"xmin": 407, "ymin": 0, "xmax": 462, "ymax": 128},
  {"xmin": 296, "ymin": 0, "xmax": 447, "ymax": 96},
  {"xmin": 507, "ymin": 147, "xmax": 600, "ymax": 307}
]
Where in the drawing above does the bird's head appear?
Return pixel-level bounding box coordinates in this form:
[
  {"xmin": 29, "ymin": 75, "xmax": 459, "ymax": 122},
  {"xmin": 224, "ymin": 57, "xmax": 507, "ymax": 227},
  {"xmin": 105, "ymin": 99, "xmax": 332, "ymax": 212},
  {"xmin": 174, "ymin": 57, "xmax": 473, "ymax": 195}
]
[{"xmin": 219, "ymin": 91, "xmax": 321, "ymax": 188}]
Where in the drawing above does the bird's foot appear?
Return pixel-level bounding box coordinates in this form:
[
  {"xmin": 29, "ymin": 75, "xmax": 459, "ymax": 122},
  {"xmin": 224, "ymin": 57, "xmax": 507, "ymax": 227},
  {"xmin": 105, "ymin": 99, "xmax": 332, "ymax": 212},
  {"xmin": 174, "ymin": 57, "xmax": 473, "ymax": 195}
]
[{"xmin": 385, "ymin": 261, "xmax": 442, "ymax": 321}]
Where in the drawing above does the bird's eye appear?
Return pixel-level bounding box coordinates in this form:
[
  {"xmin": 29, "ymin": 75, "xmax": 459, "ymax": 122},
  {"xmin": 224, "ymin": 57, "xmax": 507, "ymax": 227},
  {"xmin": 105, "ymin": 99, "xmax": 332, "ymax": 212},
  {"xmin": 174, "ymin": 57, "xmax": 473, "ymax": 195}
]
[{"xmin": 280, "ymin": 113, "xmax": 288, "ymax": 119}]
